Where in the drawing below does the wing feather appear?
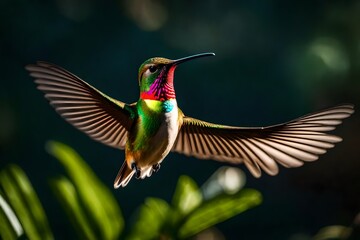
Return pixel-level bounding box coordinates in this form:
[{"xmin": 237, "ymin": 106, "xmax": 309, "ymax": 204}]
[
  {"xmin": 26, "ymin": 62, "xmax": 134, "ymax": 149},
  {"xmin": 172, "ymin": 104, "xmax": 354, "ymax": 177}
]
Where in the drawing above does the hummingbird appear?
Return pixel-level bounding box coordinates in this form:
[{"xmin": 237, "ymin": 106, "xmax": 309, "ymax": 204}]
[{"xmin": 26, "ymin": 53, "xmax": 354, "ymax": 188}]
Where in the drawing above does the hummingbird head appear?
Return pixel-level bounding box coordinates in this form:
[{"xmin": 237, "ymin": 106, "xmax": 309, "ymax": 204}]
[{"xmin": 138, "ymin": 52, "xmax": 215, "ymax": 101}]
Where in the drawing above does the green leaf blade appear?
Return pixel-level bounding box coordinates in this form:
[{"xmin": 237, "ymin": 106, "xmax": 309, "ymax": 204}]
[
  {"xmin": 127, "ymin": 197, "xmax": 170, "ymax": 240},
  {"xmin": 47, "ymin": 141, "xmax": 124, "ymax": 239},
  {"xmin": 0, "ymin": 164, "xmax": 53, "ymax": 240},
  {"xmin": 0, "ymin": 191, "xmax": 23, "ymax": 240},
  {"xmin": 178, "ymin": 188, "xmax": 262, "ymax": 239},
  {"xmin": 46, "ymin": 140, "xmax": 123, "ymax": 239},
  {"xmin": 50, "ymin": 176, "xmax": 96, "ymax": 240},
  {"xmin": 172, "ymin": 175, "xmax": 202, "ymax": 215}
]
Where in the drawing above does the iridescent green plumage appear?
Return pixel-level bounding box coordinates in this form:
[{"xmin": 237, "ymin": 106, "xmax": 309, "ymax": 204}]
[
  {"xmin": 130, "ymin": 99, "xmax": 169, "ymax": 151},
  {"xmin": 26, "ymin": 53, "xmax": 354, "ymax": 188}
]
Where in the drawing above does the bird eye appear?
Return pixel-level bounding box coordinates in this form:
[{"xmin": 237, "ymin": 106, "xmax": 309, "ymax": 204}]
[{"xmin": 149, "ymin": 65, "xmax": 158, "ymax": 73}]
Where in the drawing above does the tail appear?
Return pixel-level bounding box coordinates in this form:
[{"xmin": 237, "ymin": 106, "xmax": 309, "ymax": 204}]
[{"xmin": 114, "ymin": 161, "xmax": 135, "ymax": 188}]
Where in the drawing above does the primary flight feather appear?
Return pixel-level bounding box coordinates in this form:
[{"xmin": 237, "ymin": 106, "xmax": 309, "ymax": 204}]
[{"xmin": 25, "ymin": 53, "xmax": 354, "ymax": 188}]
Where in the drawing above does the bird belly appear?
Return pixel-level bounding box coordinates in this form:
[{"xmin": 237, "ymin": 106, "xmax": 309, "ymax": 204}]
[
  {"xmin": 148, "ymin": 109, "xmax": 179, "ymax": 163},
  {"xmin": 140, "ymin": 109, "xmax": 178, "ymax": 166}
]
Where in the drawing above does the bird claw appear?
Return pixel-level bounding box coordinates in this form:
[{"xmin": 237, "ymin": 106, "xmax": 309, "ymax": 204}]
[
  {"xmin": 152, "ymin": 163, "xmax": 161, "ymax": 173},
  {"xmin": 131, "ymin": 162, "xmax": 141, "ymax": 179}
]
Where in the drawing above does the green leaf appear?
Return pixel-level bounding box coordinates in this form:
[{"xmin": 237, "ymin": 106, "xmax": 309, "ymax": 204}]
[
  {"xmin": 0, "ymin": 191, "xmax": 23, "ymax": 240},
  {"xmin": 313, "ymin": 225, "xmax": 353, "ymax": 240},
  {"xmin": 50, "ymin": 176, "xmax": 96, "ymax": 240},
  {"xmin": 178, "ymin": 188, "xmax": 262, "ymax": 239},
  {"xmin": 0, "ymin": 164, "xmax": 53, "ymax": 240},
  {"xmin": 46, "ymin": 140, "xmax": 123, "ymax": 239},
  {"xmin": 126, "ymin": 197, "xmax": 170, "ymax": 240},
  {"xmin": 172, "ymin": 175, "xmax": 202, "ymax": 215}
]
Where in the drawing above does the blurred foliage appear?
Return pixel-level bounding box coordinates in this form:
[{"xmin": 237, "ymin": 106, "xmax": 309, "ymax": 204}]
[
  {"xmin": 290, "ymin": 213, "xmax": 360, "ymax": 240},
  {"xmin": 0, "ymin": 164, "xmax": 53, "ymax": 240},
  {"xmin": 0, "ymin": 141, "xmax": 262, "ymax": 239},
  {"xmin": 47, "ymin": 140, "xmax": 124, "ymax": 240},
  {"xmin": 128, "ymin": 175, "xmax": 261, "ymax": 240},
  {"xmin": 313, "ymin": 225, "xmax": 353, "ymax": 240}
]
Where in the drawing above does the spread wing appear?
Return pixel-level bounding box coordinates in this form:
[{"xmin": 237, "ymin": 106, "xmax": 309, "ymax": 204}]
[
  {"xmin": 172, "ymin": 105, "xmax": 354, "ymax": 177},
  {"xmin": 26, "ymin": 61, "xmax": 134, "ymax": 149}
]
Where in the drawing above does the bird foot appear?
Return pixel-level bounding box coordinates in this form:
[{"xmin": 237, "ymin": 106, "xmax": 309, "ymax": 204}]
[
  {"xmin": 152, "ymin": 163, "xmax": 161, "ymax": 173},
  {"xmin": 131, "ymin": 162, "xmax": 141, "ymax": 179}
]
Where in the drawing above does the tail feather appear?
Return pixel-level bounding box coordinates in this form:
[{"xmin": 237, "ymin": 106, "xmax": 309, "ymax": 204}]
[{"xmin": 114, "ymin": 161, "xmax": 135, "ymax": 188}]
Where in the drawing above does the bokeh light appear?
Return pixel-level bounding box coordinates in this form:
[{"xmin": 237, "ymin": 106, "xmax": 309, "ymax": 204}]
[
  {"xmin": 202, "ymin": 167, "xmax": 246, "ymax": 200},
  {"xmin": 123, "ymin": 0, "xmax": 168, "ymax": 31}
]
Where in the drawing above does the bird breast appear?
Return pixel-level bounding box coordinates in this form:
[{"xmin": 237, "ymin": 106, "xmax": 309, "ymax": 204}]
[
  {"xmin": 131, "ymin": 99, "xmax": 179, "ymax": 167},
  {"xmin": 153, "ymin": 102, "xmax": 179, "ymax": 158}
]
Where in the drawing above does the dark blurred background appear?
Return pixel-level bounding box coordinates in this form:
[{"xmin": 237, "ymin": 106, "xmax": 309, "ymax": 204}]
[{"xmin": 1, "ymin": 0, "xmax": 360, "ymax": 239}]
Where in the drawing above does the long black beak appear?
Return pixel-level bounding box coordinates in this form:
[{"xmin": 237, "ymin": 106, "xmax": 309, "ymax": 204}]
[{"xmin": 172, "ymin": 52, "xmax": 215, "ymax": 66}]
